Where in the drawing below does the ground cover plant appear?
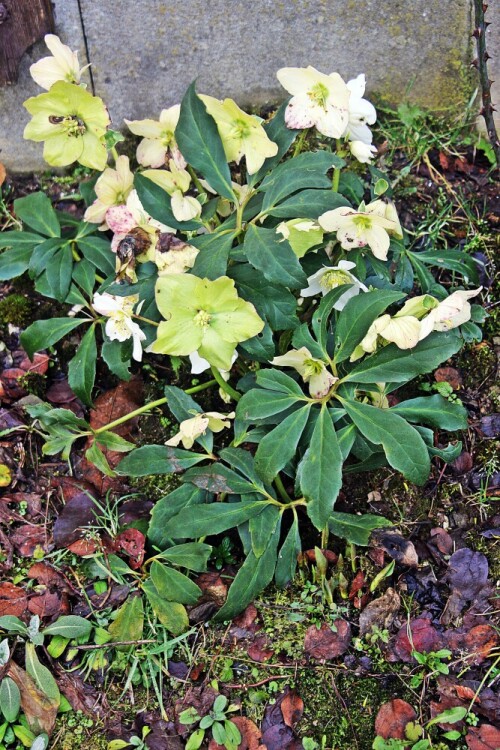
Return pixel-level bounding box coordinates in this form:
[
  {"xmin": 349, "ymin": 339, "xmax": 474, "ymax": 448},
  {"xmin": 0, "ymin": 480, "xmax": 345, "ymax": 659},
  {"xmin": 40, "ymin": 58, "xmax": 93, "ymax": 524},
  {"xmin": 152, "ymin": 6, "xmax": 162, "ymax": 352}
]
[{"xmin": 0, "ymin": 29, "xmax": 498, "ymax": 750}]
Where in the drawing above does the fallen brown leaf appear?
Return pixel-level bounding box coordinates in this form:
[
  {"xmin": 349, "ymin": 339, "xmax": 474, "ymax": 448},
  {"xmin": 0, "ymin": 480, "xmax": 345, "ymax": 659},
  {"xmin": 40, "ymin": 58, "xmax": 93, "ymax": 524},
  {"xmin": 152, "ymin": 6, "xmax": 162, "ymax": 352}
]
[
  {"xmin": 281, "ymin": 690, "xmax": 304, "ymax": 728},
  {"xmin": 209, "ymin": 717, "xmax": 262, "ymax": 750},
  {"xmin": 466, "ymin": 724, "xmax": 500, "ymax": 749},
  {"xmin": 114, "ymin": 528, "xmax": 145, "ymax": 569},
  {"xmin": 372, "ymin": 530, "xmax": 418, "ymax": 566},
  {"xmin": 392, "ymin": 615, "xmax": 443, "ymax": 662},
  {"xmin": 445, "ymin": 624, "xmax": 499, "ymax": 665},
  {"xmin": 9, "ymin": 525, "xmax": 47, "ymax": 557},
  {"xmin": 7, "ymin": 661, "xmax": 58, "ymax": 735},
  {"xmin": 247, "ymin": 634, "xmax": 274, "ymax": 662},
  {"xmin": 429, "ymin": 527, "xmax": 453, "ymax": 555},
  {"xmin": 375, "ymin": 699, "xmax": 417, "ymax": 740},
  {"xmin": 304, "ymin": 619, "xmax": 351, "ymax": 660},
  {"xmin": 359, "ymin": 587, "xmax": 401, "ymax": 636},
  {"xmin": 0, "ymin": 582, "xmax": 28, "ymax": 617},
  {"xmin": 434, "ymin": 366, "xmax": 463, "ymax": 390},
  {"xmin": 0, "ymin": 162, "xmax": 6, "ymax": 186}
]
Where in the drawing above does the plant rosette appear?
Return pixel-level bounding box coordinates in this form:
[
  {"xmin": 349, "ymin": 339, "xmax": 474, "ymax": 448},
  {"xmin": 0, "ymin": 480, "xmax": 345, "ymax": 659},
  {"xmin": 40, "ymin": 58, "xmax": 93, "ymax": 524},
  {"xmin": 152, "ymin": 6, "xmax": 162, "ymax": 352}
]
[{"xmin": 0, "ymin": 36, "xmax": 486, "ymax": 621}]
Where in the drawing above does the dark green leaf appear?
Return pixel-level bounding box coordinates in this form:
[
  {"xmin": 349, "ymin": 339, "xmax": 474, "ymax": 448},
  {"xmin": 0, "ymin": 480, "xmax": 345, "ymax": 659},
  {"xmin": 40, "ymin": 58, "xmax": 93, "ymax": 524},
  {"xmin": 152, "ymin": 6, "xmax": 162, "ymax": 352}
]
[
  {"xmin": 229, "ymin": 263, "xmax": 298, "ymax": 331},
  {"xmin": 148, "ymin": 485, "xmax": 207, "ymax": 549},
  {"xmin": 150, "ymin": 561, "xmax": 201, "ymax": 605},
  {"xmin": 135, "ymin": 173, "xmax": 201, "ymax": 231},
  {"xmin": 0, "ymin": 230, "xmax": 45, "ymax": 249},
  {"xmin": 238, "ymin": 322, "xmax": 275, "ymax": 361},
  {"xmin": 85, "ymin": 442, "xmax": 115, "ymax": 476},
  {"xmin": 334, "ymin": 290, "xmax": 405, "ymax": 363},
  {"xmin": 259, "ymin": 151, "xmax": 344, "ymax": 211},
  {"xmin": 328, "ymin": 512, "xmax": 392, "ymax": 545},
  {"xmin": 156, "ymin": 543, "xmax": 211, "ymax": 571},
  {"xmin": 237, "ymin": 389, "xmax": 303, "ymax": 421},
  {"xmin": 275, "ymin": 516, "xmax": 301, "ymax": 587},
  {"xmin": 68, "ymin": 324, "xmax": 97, "ymax": 406},
  {"xmin": 102, "ymin": 337, "xmax": 132, "ymax": 381},
  {"xmin": 219, "ymin": 447, "xmax": 267, "ymax": 490},
  {"xmin": 0, "ymin": 244, "xmax": 37, "ymax": 280},
  {"xmin": 182, "ymin": 464, "xmax": 264, "ymax": 495},
  {"xmin": 343, "ymin": 332, "xmax": 463, "ymax": 383},
  {"xmin": 25, "ymin": 642, "xmax": 60, "ymax": 704},
  {"xmin": 116, "ymin": 446, "xmax": 208, "ymax": 476},
  {"xmin": 312, "ymin": 285, "xmax": 355, "ymax": 355},
  {"xmin": 254, "ymin": 404, "xmax": 311, "ymax": 483},
  {"xmin": 21, "ymin": 318, "xmax": 86, "ymax": 359},
  {"xmin": 255, "ymin": 368, "xmax": 305, "ymax": 395},
  {"xmin": 390, "ymin": 395, "xmax": 468, "ymax": 431},
  {"xmin": 298, "ymin": 406, "xmax": 343, "ymax": 530},
  {"xmin": 341, "ymin": 399, "xmax": 430, "ymax": 484},
  {"xmin": 72, "ymin": 258, "xmax": 96, "ymax": 297},
  {"xmin": 190, "ymin": 231, "xmax": 235, "ymax": 279},
  {"xmin": 77, "ymin": 235, "xmax": 116, "ymax": 276},
  {"xmin": 264, "ymin": 188, "xmax": 350, "ymax": 218},
  {"xmin": 411, "ymin": 249, "xmax": 479, "ymax": 284},
  {"xmin": 214, "ymin": 518, "xmax": 281, "ymax": 621},
  {"xmin": 244, "ymin": 224, "xmax": 307, "ymax": 289},
  {"xmin": 45, "ymin": 245, "xmax": 73, "ymax": 301},
  {"xmin": 175, "ymin": 82, "xmax": 235, "ymax": 200},
  {"xmin": 249, "ymin": 504, "xmax": 281, "ymax": 558},
  {"xmin": 14, "ymin": 192, "xmax": 60, "ymax": 237},
  {"xmin": 166, "ymin": 500, "xmax": 270, "ymax": 538},
  {"xmin": 292, "ymin": 323, "xmax": 325, "ymax": 360},
  {"xmin": 28, "ymin": 238, "xmax": 63, "ymax": 278}
]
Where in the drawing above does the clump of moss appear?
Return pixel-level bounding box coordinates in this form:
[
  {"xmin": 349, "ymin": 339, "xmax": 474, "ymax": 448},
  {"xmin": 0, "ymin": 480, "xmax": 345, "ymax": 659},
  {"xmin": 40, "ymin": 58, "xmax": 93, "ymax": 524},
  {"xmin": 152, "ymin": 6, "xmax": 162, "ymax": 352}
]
[
  {"xmin": 17, "ymin": 371, "xmax": 47, "ymax": 398},
  {"xmin": 0, "ymin": 293, "xmax": 34, "ymax": 327}
]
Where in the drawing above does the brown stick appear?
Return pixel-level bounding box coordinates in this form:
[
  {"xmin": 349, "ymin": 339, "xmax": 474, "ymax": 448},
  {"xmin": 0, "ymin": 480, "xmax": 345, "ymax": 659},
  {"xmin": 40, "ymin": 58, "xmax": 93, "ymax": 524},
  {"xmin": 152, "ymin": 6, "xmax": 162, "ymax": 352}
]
[{"xmin": 472, "ymin": 1, "xmax": 500, "ymax": 167}]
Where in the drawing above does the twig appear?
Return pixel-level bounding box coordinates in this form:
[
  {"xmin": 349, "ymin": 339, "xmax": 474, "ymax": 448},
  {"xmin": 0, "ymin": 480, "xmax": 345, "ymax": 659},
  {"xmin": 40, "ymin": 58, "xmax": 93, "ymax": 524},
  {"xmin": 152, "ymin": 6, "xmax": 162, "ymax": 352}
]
[{"xmin": 472, "ymin": 1, "xmax": 500, "ymax": 167}]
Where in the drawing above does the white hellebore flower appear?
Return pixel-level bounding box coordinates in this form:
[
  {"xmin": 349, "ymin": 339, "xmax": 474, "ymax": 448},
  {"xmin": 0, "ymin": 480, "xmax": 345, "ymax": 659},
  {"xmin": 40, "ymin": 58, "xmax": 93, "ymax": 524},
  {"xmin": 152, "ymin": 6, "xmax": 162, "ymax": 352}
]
[
  {"xmin": 276, "ymin": 66, "xmax": 350, "ymax": 138},
  {"xmin": 166, "ymin": 411, "xmax": 235, "ymax": 450},
  {"xmin": 30, "ymin": 34, "xmax": 89, "ymax": 90},
  {"xmin": 419, "ymin": 288, "xmax": 482, "ymax": 340},
  {"xmin": 271, "ymin": 347, "xmax": 337, "ymax": 398},
  {"xmin": 319, "ymin": 200, "xmax": 401, "ymax": 261},
  {"xmin": 84, "ymin": 155, "xmax": 134, "ymax": 228},
  {"xmin": 349, "ymin": 140, "xmax": 378, "ymax": 164},
  {"xmin": 92, "ymin": 292, "xmax": 146, "ymax": 362},
  {"xmin": 125, "ymin": 106, "xmax": 186, "ymax": 168},
  {"xmin": 345, "ymin": 75, "xmax": 377, "ymax": 144},
  {"xmin": 300, "ymin": 260, "xmax": 368, "ymax": 309}
]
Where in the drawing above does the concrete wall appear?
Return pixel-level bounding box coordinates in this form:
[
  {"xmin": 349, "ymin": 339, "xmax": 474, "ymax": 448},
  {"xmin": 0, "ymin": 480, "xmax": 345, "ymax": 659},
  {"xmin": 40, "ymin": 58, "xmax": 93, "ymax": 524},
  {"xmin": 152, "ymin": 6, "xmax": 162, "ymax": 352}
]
[{"xmin": 0, "ymin": 0, "xmax": 497, "ymax": 172}]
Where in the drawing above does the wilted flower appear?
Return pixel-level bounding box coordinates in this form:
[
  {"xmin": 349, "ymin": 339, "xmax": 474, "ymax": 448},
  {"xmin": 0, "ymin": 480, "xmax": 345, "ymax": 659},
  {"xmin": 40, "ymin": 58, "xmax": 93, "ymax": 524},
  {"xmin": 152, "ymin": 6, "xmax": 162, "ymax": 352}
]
[
  {"xmin": 318, "ymin": 200, "xmax": 401, "ymax": 260},
  {"xmin": 200, "ymin": 96, "xmax": 278, "ymax": 174},
  {"xmin": 30, "ymin": 35, "xmax": 89, "ymax": 90},
  {"xmin": 276, "ymin": 66, "xmax": 350, "ymax": 138},
  {"xmin": 300, "ymin": 260, "xmax": 368, "ymax": 309},
  {"xmin": 351, "ymin": 314, "xmax": 422, "ymax": 361},
  {"xmin": 419, "ymin": 288, "xmax": 482, "ymax": 340},
  {"xmin": 142, "ymin": 164, "xmax": 202, "ymax": 222},
  {"xmin": 166, "ymin": 411, "xmax": 235, "ymax": 450},
  {"xmin": 125, "ymin": 106, "xmax": 185, "ymax": 168},
  {"xmin": 107, "ymin": 190, "xmax": 172, "ymax": 257},
  {"xmin": 154, "ymin": 234, "xmax": 199, "ymax": 276},
  {"xmin": 24, "ymin": 81, "xmax": 109, "ymax": 170},
  {"xmin": 84, "ymin": 155, "xmax": 134, "ymax": 227},
  {"xmin": 271, "ymin": 347, "xmax": 337, "ymax": 398},
  {"xmin": 150, "ymin": 275, "xmax": 264, "ymax": 370},
  {"xmin": 92, "ymin": 292, "xmax": 146, "ymax": 361},
  {"xmin": 276, "ymin": 219, "xmax": 323, "ymax": 258}
]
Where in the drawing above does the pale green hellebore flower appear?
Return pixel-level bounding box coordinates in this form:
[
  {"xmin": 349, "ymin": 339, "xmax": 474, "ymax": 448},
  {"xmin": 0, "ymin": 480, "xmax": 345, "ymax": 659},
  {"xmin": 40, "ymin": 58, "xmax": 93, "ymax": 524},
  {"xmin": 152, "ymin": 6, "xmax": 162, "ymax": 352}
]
[
  {"xmin": 30, "ymin": 34, "xmax": 90, "ymax": 90},
  {"xmin": 125, "ymin": 105, "xmax": 186, "ymax": 169},
  {"xmin": 150, "ymin": 275, "xmax": 264, "ymax": 370},
  {"xmin": 24, "ymin": 81, "xmax": 109, "ymax": 170},
  {"xmin": 271, "ymin": 347, "xmax": 337, "ymax": 398},
  {"xmin": 166, "ymin": 411, "xmax": 235, "ymax": 450},
  {"xmin": 200, "ymin": 95, "xmax": 278, "ymax": 174},
  {"xmin": 84, "ymin": 155, "xmax": 134, "ymax": 227},
  {"xmin": 418, "ymin": 288, "xmax": 482, "ymax": 341},
  {"xmin": 276, "ymin": 219, "xmax": 324, "ymax": 258}
]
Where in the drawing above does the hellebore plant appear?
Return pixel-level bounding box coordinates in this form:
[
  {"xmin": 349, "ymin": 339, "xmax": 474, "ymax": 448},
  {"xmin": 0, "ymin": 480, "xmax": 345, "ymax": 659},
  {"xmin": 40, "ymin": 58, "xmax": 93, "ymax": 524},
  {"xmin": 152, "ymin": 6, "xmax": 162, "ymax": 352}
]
[{"xmin": 0, "ymin": 35, "xmax": 486, "ymax": 622}]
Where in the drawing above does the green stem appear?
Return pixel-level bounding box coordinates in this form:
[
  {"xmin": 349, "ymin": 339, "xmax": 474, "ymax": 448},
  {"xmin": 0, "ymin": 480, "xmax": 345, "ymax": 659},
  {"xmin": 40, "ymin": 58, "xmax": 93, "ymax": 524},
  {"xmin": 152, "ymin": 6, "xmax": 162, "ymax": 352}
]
[
  {"xmin": 320, "ymin": 525, "xmax": 329, "ymax": 548},
  {"xmin": 274, "ymin": 475, "xmax": 292, "ymax": 503},
  {"xmin": 133, "ymin": 314, "xmax": 159, "ymax": 327},
  {"xmin": 187, "ymin": 165, "xmax": 206, "ymax": 196},
  {"xmin": 210, "ymin": 366, "xmax": 241, "ymax": 402},
  {"xmin": 332, "ymin": 166, "xmax": 341, "ymax": 193},
  {"xmin": 111, "ymin": 146, "xmax": 120, "ymax": 164},
  {"xmin": 93, "ymin": 379, "xmax": 217, "ymax": 435},
  {"xmin": 293, "ymin": 128, "xmax": 308, "ymax": 157}
]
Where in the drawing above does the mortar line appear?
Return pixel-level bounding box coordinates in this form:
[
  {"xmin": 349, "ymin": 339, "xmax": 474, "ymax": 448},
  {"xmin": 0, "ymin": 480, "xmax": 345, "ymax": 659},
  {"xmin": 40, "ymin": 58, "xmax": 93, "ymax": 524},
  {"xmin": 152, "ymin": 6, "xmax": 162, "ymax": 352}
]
[{"xmin": 76, "ymin": 0, "xmax": 95, "ymax": 94}]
